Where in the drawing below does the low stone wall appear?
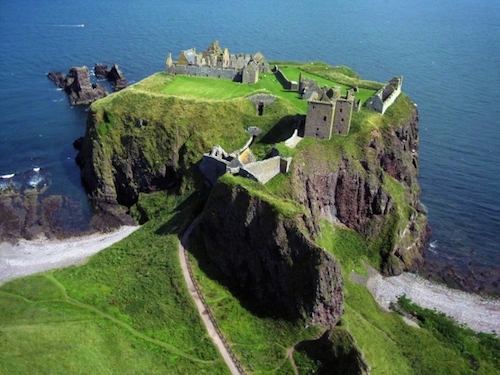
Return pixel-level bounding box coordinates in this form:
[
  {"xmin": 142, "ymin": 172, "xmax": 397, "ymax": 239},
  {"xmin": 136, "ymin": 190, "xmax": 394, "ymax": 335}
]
[
  {"xmin": 272, "ymin": 65, "xmax": 298, "ymax": 91},
  {"xmin": 240, "ymin": 156, "xmax": 281, "ymax": 184},
  {"xmin": 246, "ymin": 94, "xmax": 276, "ymax": 107},
  {"xmin": 284, "ymin": 128, "xmax": 303, "ymax": 148}
]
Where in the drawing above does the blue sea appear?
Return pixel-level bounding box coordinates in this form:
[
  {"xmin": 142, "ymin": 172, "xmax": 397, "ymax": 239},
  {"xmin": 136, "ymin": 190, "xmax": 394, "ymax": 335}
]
[{"xmin": 1, "ymin": 0, "xmax": 499, "ymax": 291}]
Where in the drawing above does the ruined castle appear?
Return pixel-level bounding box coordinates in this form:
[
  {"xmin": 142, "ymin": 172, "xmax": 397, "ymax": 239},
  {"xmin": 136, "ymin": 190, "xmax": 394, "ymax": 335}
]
[
  {"xmin": 166, "ymin": 40, "xmax": 270, "ymax": 84},
  {"xmin": 366, "ymin": 76, "xmax": 403, "ymax": 114},
  {"xmin": 300, "ymin": 76, "xmax": 361, "ymax": 139},
  {"xmin": 165, "ymin": 42, "xmax": 403, "ymax": 184},
  {"xmin": 199, "ymin": 136, "xmax": 292, "ymax": 185}
]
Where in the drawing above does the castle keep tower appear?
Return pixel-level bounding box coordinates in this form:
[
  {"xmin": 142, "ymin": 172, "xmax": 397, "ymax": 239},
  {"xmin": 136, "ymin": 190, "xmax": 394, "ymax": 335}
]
[{"xmin": 303, "ymin": 86, "xmax": 356, "ymax": 139}]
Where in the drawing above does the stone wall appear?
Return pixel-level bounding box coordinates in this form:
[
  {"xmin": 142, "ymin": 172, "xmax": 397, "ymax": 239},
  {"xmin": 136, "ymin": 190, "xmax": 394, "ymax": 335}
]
[
  {"xmin": 366, "ymin": 77, "xmax": 403, "ymax": 114},
  {"xmin": 304, "ymin": 101, "xmax": 335, "ymax": 139},
  {"xmin": 273, "ymin": 65, "xmax": 298, "ymax": 91},
  {"xmin": 332, "ymin": 99, "xmax": 353, "ymax": 136},
  {"xmin": 239, "ymin": 156, "xmax": 282, "ymax": 184},
  {"xmin": 168, "ymin": 64, "xmax": 240, "ymax": 81}
]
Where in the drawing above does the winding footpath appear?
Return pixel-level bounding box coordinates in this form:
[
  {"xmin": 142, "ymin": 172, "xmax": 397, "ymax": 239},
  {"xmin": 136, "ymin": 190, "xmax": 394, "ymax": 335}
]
[{"xmin": 178, "ymin": 217, "xmax": 244, "ymax": 375}]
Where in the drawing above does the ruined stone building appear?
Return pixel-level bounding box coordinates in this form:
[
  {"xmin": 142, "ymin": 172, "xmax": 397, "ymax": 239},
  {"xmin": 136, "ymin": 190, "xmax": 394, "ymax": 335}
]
[
  {"xmin": 302, "ymin": 76, "xmax": 359, "ymax": 139},
  {"xmin": 166, "ymin": 40, "xmax": 270, "ymax": 84},
  {"xmin": 366, "ymin": 76, "xmax": 403, "ymax": 114},
  {"xmin": 199, "ymin": 140, "xmax": 291, "ymax": 185}
]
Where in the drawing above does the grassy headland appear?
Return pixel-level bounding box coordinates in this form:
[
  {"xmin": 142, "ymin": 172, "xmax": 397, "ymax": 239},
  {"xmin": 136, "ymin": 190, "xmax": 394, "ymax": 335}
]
[{"xmin": 1, "ymin": 63, "xmax": 498, "ymax": 374}]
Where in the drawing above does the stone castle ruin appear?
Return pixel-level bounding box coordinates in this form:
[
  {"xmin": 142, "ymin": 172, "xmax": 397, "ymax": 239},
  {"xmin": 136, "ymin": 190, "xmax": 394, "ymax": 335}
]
[
  {"xmin": 300, "ymin": 75, "xmax": 361, "ymax": 139},
  {"xmin": 163, "ymin": 42, "xmax": 403, "ymax": 184},
  {"xmin": 366, "ymin": 76, "xmax": 403, "ymax": 114},
  {"xmin": 166, "ymin": 40, "xmax": 270, "ymax": 84},
  {"xmin": 199, "ymin": 135, "xmax": 292, "ymax": 185}
]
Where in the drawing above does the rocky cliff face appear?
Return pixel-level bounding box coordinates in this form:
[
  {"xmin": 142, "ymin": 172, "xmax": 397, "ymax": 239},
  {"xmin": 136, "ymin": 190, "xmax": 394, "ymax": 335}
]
[
  {"xmin": 200, "ymin": 179, "xmax": 344, "ymax": 328},
  {"xmin": 75, "ymin": 113, "xmax": 180, "ymax": 208},
  {"xmin": 291, "ymin": 105, "xmax": 429, "ymax": 275},
  {"xmin": 74, "ymin": 76, "xmax": 296, "ymax": 211}
]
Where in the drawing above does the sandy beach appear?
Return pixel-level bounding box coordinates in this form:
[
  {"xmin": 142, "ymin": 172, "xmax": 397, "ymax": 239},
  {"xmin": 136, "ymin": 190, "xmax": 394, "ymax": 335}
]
[{"xmin": 0, "ymin": 226, "xmax": 139, "ymax": 286}]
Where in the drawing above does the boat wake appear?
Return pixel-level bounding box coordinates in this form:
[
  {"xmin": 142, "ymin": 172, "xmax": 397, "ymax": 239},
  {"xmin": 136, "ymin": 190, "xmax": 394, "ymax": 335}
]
[{"xmin": 46, "ymin": 24, "xmax": 85, "ymax": 28}]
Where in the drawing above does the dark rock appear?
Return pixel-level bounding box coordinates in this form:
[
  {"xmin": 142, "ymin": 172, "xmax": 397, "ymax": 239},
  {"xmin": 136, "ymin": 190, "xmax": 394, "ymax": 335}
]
[
  {"xmin": 295, "ymin": 327, "xmax": 370, "ymax": 375},
  {"xmin": 0, "ymin": 189, "xmax": 95, "ymax": 242},
  {"xmin": 94, "ymin": 63, "xmax": 109, "ymax": 79},
  {"xmin": 73, "ymin": 136, "xmax": 84, "ymax": 151},
  {"xmin": 76, "ymin": 112, "xmax": 181, "ymax": 208},
  {"xmin": 47, "ymin": 71, "xmax": 66, "ymax": 88},
  {"xmin": 106, "ymin": 64, "xmax": 127, "ymax": 91},
  {"xmin": 292, "ymin": 106, "xmax": 429, "ymax": 275},
  {"xmin": 201, "ymin": 181, "xmax": 344, "ymax": 328},
  {"xmin": 64, "ymin": 66, "xmax": 108, "ymax": 106}
]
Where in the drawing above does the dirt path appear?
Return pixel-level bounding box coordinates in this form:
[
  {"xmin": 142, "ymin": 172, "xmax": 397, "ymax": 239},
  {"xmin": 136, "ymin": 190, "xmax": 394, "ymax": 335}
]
[
  {"xmin": 0, "ymin": 226, "xmax": 139, "ymax": 286},
  {"xmin": 178, "ymin": 217, "xmax": 244, "ymax": 375}
]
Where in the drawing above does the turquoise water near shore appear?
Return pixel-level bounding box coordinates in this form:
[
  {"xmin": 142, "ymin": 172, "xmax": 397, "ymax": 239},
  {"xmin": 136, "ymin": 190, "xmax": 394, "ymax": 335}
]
[{"xmin": 0, "ymin": 0, "xmax": 499, "ymax": 290}]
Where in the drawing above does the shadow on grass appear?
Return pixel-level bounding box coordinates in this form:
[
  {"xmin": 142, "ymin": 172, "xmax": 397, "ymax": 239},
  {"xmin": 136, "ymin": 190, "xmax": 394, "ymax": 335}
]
[
  {"xmin": 259, "ymin": 115, "xmax": 297, "ymax": 144},
  {"xmin": 154, "ymin": 189, "xmax": 208, "ymax": 237}
]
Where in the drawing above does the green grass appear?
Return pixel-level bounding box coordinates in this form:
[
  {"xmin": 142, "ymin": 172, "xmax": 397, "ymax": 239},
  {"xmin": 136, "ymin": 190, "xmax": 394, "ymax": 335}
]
[
  {"xmin": 0, "ymin": 192, "xmax": 229, "ymax": 375},
  {"xmin": 278, "ymin": 65, "xmax": 375, "ymax": 104},
  {"xmin": 316, "ymin": 221, "xmax": 500, "ymax": 375},
  {"xmin": 2, "ymin": 187, "xmax": 498, "ymax": 374},
  {"xmin": 4, "ymin": 63, "xmax": 496, "ymax": 375},
  {"xmin": 161, "ymin": 73, "xmax": 307, "ymax": 112},
  {"xmin": 219, "ymin": 174, "xmax": 305, "ymax": 219},
  {"xmin": 188, "ymin": 229, "xmax": 323, "ymax": 374}
]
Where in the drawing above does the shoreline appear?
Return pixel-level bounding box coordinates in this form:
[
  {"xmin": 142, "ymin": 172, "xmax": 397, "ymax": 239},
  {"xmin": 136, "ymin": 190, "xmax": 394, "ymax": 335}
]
[
  {"xmin": 0, "ymin": 226, "xmax": 139, "ymax": 286},
  {"xmin": 359, "ymin": 267, "xmax": 500, "ymax": 335},
  {"xmin": 1, "ymin": 229, "xmax": 499, "ymax": 335}
]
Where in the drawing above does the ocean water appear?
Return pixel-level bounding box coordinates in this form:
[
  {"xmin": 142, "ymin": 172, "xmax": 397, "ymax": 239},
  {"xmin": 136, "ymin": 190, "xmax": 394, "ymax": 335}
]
[{"xmin": 1, "ymin": 0, "xmax": 499, "ymax": 289}]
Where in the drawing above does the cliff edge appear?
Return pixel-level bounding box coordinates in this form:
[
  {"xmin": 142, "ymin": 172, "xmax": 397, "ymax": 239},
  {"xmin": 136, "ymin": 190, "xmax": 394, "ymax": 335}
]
[{"xmin": 201, "ymin": 176, "xmax": 344, "ymax": 328}]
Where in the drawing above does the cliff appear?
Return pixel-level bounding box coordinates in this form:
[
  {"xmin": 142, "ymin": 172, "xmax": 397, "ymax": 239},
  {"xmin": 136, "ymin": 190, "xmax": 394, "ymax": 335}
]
[
  {"xmin": 75, "ymin": 66, "xmax": 428, "ymax": 300},
  {"xmin": 70, "ymin": 65, "xmax": 432, "ymax": 370},
  {"xmin": 200, "ymin": 175, "xmax": 344, "ymax": 328},
  {"xmin": 75, "ymin": 73, "xmax": 297, "ymax": 209},
  {"xmin": 287, "ymin": 96, "xmax": 429, "ymax": 275}
]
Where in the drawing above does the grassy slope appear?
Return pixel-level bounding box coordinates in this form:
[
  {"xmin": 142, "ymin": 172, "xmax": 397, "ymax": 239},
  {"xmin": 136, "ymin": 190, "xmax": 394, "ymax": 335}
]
[
  {"xmin": 317, "ymin": 223, "xmax": 499, "ymax": 375},
  {"xmin": 0, "ymin": 193, "xmax": 229, "ymax": 375}
]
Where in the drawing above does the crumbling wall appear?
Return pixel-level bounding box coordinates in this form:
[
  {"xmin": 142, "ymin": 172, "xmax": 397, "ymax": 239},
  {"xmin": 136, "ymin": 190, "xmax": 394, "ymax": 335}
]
[
  {"xmin": 168, "ymin": 65, "xmax": 238, "ymax": 80},
  {"xmin": 333, "ymin": 99, "xmax": 353, "ymax": 136},
  {"xmin": 304, "ymin": 101, "xmax": 335, "ymax": 139},
  {"xmin": 273, "ymin": 65, "xmax": 298, "ymax": 91},
  {"xmin": 239, "ymin": 156, "xmax": 282, "ymax": 184},
  {"xmin": 366, "ymin": 77, "xmax": 403, "ymax": 114}
]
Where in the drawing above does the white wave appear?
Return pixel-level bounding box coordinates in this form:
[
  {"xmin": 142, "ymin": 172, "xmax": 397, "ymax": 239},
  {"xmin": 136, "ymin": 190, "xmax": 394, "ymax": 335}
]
[
  {"xmin": 28, "ymin": 175, "xmax": 43, "ymax": 188},
  {"xmin": 428, "ymin": 240, "xmax": 439, "ymax": 254},
  {"xmin": 1, "ymin": 173, "xmax": 15, "ymax": 179},
  {"xmin": 33, "ymin": 167, "xmax": 40, "ymax": 172}
]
